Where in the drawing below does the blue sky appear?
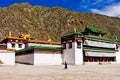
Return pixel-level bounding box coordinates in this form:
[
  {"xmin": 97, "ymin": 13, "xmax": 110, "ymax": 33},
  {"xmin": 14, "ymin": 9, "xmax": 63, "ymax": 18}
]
[{"xmin": 0, "ymin": 0, "xmax": 120, "ymax": 17}]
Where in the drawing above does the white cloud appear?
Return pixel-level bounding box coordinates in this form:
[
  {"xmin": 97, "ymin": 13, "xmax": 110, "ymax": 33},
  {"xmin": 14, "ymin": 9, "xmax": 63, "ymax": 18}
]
[
  {"xmin": 91, "ymin": 3, "xmax": 120, "ymax": 17},
  {"xmin": 93, "ymin": 0, "xmax": 104, "ymax": 5}
]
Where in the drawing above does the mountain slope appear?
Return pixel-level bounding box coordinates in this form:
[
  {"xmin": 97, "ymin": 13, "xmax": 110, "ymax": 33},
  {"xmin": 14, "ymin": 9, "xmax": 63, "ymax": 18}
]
[{"xmin": 0, "ymin": 3, "xmax": 120, "ymax": 41}]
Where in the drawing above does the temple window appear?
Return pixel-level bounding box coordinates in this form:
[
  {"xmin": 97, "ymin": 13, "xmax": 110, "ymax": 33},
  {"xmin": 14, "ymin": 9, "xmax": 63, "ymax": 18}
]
[
  {"xmin": 62, "ymin": 43, "xmax": 66, "ymax": 49},
  {"xmin": 77, "ymin": 42, "xmax": 81, "ymax": 48},
  {"xmin": 62, "ymin": 41, "xmax": 66, "ymax": 49},
  {"xmin": 19, "ymin": 44, "xmax": 22, "ymax": 48},
  {"xmin": 11, "ymin": 43, "xmax": 15, "ymax": 48},
  {"xmin": 68, "ymin": 42, "xmax": 72, "ymax": 49}
]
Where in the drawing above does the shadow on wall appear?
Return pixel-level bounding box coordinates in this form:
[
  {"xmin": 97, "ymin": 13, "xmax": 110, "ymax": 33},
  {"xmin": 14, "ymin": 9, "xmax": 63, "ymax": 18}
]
[{"xmin": 0, "ymin": 60, "xmax": 3, "ymax": 64}]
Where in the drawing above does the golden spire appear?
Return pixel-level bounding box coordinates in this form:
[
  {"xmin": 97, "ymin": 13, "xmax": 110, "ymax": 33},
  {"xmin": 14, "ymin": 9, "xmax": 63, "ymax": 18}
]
[
  {"xmin": 46, "ymin": 33, "xmax": 52, "ymax": 42},
  {"xmin": 8, "ymin": 31, "xmax": 11, "ymax": 37},
  {"xmin": 73, "ymin": 27, "xmax": 76, "ymax": 32},
  {"xmin": 48, "ymin": 38, "xmax": 52, "ymax": 42}
]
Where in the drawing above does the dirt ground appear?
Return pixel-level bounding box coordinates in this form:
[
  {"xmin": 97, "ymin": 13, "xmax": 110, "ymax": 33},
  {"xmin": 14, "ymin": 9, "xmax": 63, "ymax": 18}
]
[{"xmin": 0, "ymin": 63, "xmax": 120, "ymax": 80}]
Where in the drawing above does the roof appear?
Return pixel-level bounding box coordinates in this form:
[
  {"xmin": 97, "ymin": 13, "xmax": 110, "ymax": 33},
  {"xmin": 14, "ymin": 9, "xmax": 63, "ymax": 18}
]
[
  {"xmin": 62, "ymin": 25, "xmax": 106, "ymax": 38},
  {"xmin": 84, "ymin": 35, "xmax": 119, "ymax": 43},
  {"xmin": 0, "ymin": 36, "xmax": 61, "ymax": 45},
  {"xmin": 62, "ymin": 31, "xmax": 82, "ymax": 37},
  {"xmin": 84, "ymin": 25, "xmax": 106, "ymax": 35},
  {"xmin": 16, "ymin": 46, "xmax": 61, "ymax": 53},
  {"xmin": 0, "ymin": 36, "xmax": 27, "ymax": 43},
  {"xmin": 7, "ymin": 36, "xmax": 26, "ymax": 40},
  {"xmin": 83, "ymin": 45, "xmax": 116, "ymax": 53}
]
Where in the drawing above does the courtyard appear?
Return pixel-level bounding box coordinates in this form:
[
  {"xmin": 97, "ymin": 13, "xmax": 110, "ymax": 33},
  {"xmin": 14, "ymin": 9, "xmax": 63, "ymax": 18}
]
[{"xmin": 0, "ymin": 63, "xmax": 120, "ymax": 80}]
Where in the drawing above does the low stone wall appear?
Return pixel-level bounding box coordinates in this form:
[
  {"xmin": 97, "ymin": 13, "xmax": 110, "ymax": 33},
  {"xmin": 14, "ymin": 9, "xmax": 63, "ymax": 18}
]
[
  {"xmin": 15, "ymin": 53, "xmax": 34, "ymax": 65},
  {"xmin": 15, "ymin": 48, "xmax": 62, "ymax": 65}
]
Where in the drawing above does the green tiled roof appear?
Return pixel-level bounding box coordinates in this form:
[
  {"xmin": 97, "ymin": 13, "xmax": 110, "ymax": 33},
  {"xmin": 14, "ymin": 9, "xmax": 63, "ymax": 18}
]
[
  {"xmin": 16, "ymin": 46, "xmax": 34, "ymax": 53},
  {"xmin": 62, "ymin": 31, "xmax": 82, "ymax": 37},
  {"xmin": 85, "ymin": 25, "xmax": 106, "ymax": 35},
  {"xmin": 16, "ymin": 46, "xmax": 61, "ymax": 53},
  {"xmin": 84, "ymin": 35, "xmax": 119, "ymax": 43},
  {"xmin": 83, "ymin": 45, "xmax": 116, "ymax": 53},
  {"xmin": 61, "ymin": 26, "xmax": 119, "ymax": 43},
  {"xmin": 62, "ymin": 25, "xmax": 106, "ymax": 38}
]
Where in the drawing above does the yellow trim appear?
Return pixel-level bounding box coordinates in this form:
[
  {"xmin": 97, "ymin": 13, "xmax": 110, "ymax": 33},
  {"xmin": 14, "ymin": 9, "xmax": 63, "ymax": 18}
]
[
  {"xmin": 7, "ymin": 48, "xmax": 15, "ymax": 51},
  {"xmin": 51, "ymin": 42, "xmax": 61, "ymax": 44},
  {"xmin": 2, "ymin": 33, "xmax": 61, "ymax": 45},
  {"xmin": 5, "ymin": 37, "xmax": 61, "ymax": 44},
  {"xmin": 28, "ymin": 40, "xmax": 61, "ymax": 45},
  {"xmin": 8, "ymin": 31, "xmax": 11, "ymax": 37},
  {"xmin": 7, "ymin": 36, "xmax": 26, "ymax": 40}
]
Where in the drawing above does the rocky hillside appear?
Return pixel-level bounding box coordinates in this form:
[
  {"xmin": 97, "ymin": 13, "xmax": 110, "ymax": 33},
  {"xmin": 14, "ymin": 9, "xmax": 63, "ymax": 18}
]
[{"xmin": 0, "ymin": 3, "xmax": 120, "ymax": 41}]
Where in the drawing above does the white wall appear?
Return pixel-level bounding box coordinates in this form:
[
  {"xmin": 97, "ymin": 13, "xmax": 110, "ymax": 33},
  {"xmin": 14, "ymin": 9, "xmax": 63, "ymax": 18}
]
[
  {"xmin": 15, "ymin": 43, "xmax": 25, "ymax": 50},
  {"xmin": 7, "ymin": 42, "xmax": 12, "ymax": 49},
  {"xmin": 0, "ymin": 52, "xmax": 15, "ymax": 65},
  {"xmin": 84, "ymin": 40, "xmax": 116, "ymax": 48},
  {"xmin": 16, "ymin": 52, "xmax": 62, "ymax": 65},
  {"xmin": 28, "ymin": 43, "xmax": 61, "ymax": 48},
  {"xmin": 34, "ymin": 52, "xmax": 62, "ymax": 65},
  {"xmin": 63, "ymin": 43, "xmax": 75, "ymax": 65},
  {"xmin": 7, "ymin": 42, "xmax": 25, "ymax": 50},
  {"xmin": 74, "ymin": 42, "xmax": 83, "ymax": 65},
  {"xmin": 15, "ymin": 54, "xmax": 34, "ymax": 65},
  {"xmin": 116, "ymin": 47, "xmax": 120, "ymax": 63},
  {"xmin": 63, "ymin": 42, "xmax": 83, "ymax": 65}
]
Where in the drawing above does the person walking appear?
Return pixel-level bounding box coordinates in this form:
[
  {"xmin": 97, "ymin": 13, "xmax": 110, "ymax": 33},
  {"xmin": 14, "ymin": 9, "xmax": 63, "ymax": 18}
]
[{"xmin": 64, "ymin": 61, "xmax": 68, "ymax": 69}]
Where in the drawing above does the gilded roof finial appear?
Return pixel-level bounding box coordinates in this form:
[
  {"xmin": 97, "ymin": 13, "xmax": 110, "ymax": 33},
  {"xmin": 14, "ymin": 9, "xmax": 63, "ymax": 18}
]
[
  {"xmin": 46, "ymin": 33, "xmax": 52, "ymax": 42},
  {"xmin": 48, "ymin": 38, "xmax": 52, "ymax": 42},
  {"xmin": 8, "ymin": 31, "xmax": 11, "ymax": 37},
  {"xmin": 73, "ymin": 27, "xmax": 76, "ymax": 32},
  {"xmin": 20, "ymin": 33, "xmax": 33, "ymax": 40}
]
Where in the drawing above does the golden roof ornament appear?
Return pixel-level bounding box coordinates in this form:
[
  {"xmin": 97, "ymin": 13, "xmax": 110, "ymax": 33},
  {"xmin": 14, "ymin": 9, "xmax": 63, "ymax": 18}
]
[
  {"xmin": 47, "ymin": 35, "xmax": 52, "ymax": 42},
  {"xmin": 8, "ymin": 31, "xmax": 12, "ymax": 37},
  {"xmin": 20, "ymin": 33, "xmax": 33, "ymax": 40},
  {"xmin": 73, "ymin": 27, "xmax": 76, "ymax": 32},
  {"xmin": 48, "ymin": 38, "xmax": 52, "ymax": 42}
]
